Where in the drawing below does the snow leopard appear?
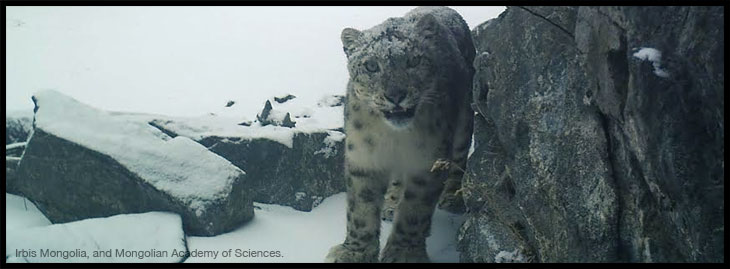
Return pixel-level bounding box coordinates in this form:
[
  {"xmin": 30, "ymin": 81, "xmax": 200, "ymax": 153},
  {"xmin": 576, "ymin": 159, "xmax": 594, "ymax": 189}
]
[{"xmin": 326, "ymin": 7, "xmax": 475, "ymax": 263}]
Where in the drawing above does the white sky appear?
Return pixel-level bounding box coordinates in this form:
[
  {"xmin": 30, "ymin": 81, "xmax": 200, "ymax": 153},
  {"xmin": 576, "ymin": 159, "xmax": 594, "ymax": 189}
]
[{"xmin": 6, "ymin": 6, "xmax": 505, "ymax": 117}]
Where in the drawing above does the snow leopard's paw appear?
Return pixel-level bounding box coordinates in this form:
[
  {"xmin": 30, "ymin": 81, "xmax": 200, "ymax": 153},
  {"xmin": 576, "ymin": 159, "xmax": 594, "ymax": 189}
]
[
  {"xmin": 325, "ymin": 244, "xmax": 378, "ymax": 263},
  {"xmin": 380, "ymin": 244, "xmax": 430, "ymax": 263},
  {"xmin": 437, "ymin": 178, "xmax": 466, "ymax": 214}
]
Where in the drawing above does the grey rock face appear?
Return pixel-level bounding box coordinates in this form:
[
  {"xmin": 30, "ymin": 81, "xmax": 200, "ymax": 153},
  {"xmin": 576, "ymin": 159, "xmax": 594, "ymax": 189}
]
[
  {"xmin": 460, "ymin": 6, "xmax": 723, "ymax": 263},
  {"xmin": 150, "ymin": 119, "xmax": 346, "ymax": 211},
  {"xmin": 14, "ymin": 91, "xmax": 254, "ymax": 236},
  {"xmin": 6, "ymin": 156, "xmax": 22, "ymax": 195},
  {"xmin": 199, "ymin": 132, "xmax": 345, "ymax": 211}
]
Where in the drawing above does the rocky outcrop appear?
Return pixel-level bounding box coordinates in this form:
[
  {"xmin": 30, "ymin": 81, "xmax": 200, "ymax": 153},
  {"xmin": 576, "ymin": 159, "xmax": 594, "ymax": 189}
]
[
  {"xmin": 150, "ymin": 119, "xmax": 346, "ymax": 212},
  {"xmin": 200, "ymin": 132, "xmax": 345, "ymax": 211},
  {"xmin": 257, "ymin": 100, "xmax": 296, "ymax": 128},
  {"xmin": 460, "ymin": 6, "xmax": 723, "ymax": 263},
  {"xmin": 15, "ymin": 90, "xmax": 254, "ymax": 236}
]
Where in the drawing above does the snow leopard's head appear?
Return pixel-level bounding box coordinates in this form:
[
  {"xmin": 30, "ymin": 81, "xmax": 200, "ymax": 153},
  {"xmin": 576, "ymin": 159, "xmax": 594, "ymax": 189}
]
[{"xmin": 341, "ymin": 14, "xmax": 451, "ymax": 129}]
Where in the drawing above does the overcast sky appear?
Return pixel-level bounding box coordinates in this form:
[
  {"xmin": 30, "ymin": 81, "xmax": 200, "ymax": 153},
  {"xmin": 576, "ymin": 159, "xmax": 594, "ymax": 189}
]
[{"xmin": 6, "ymin": 6, "xmax": 505, "ymax": 117}]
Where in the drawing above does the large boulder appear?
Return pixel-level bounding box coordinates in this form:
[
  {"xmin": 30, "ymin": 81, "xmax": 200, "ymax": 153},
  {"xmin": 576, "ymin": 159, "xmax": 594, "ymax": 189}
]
[
  {"xmin": 15, "ymin": 90, "xmax": 254, "ymax": 236},
  {"xmin": 460, "ymin": 6, "xmax": 723, "ymax": 263},
  {"xmin": 150, "ymin": 119, "xmax": 346, "ymax": 212}
]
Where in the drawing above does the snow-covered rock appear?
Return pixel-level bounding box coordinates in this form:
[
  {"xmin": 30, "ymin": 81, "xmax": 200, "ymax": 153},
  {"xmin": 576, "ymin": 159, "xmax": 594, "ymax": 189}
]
[
  {"xmin": 148, "ymin": 93, "xmax": 347, "ymax": 212},
  {"xmin": 151, "ymin": 120, "xmax": 346, "ymax": 212},
  {"xmin": 256, "ymin": 100, "xmax": 296, "ymax": 128},
  {"xmin": 5, "ymin": 208, "xmax": 187, "ymax": 263},
  {"xmin": 14, "ymin": 90, "xmax": 254, "ymax": 236}
]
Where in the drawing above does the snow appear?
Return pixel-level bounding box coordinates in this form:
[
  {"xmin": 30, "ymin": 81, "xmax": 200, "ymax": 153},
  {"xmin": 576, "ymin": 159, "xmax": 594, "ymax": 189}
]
[
  {"xmin": 6, "ymin": 192, "xmax": 466, "ymax": 263},
  {"xmin": 5, "ymin": 194, "xmax": 186, "ymax": 263},
  {"xmin": 632, "ymin": 47, "xmax": 670, "ymax": 78},
  {"xmin": 5, "ymin": 193, "xmax": 51, "ymax": 234},
  {"xmin": 468, "ymin": 134, "xmax": 476, "ymax": 158},
  {"xmin": 6, "ymin": 142, "xmax": 27, "ymax": 151},
  {"xmin": 494, "ymin": 249, "xmax": 527, "ymax": 263},
  {"xmin": 152, "ymin": 93, "xmax": 345, "ymax": 149},
  {"xmin": 5, "ymin": 109, "xmax": 34, "ymax": 119},
  {"xmin": 32, "ymin": 90, "xmax": 245, "ymax": 214},
  {"xmin": 153, "ymin": 115, "xmax": 301, "ymax": 148},
  {"xmin": 185, "ymin": 192, "xmax": 466, "ymax": 263}
]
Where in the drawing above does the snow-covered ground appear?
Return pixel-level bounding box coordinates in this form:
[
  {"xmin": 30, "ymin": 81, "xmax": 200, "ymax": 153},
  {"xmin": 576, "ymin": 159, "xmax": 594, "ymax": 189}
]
[{"xmin": 6, "ymin": 193, "xmax": 466, "ymax": 263}]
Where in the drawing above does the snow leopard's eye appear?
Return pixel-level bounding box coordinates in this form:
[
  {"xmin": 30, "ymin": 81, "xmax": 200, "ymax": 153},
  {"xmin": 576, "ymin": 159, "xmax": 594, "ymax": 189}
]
[
  {"xmin": 364, "ymin": 59, "xmax": 379, "ymax": 73},
  {"xmin": 407, "ymin": 55, "xmax": 421, "ymax": 68}
]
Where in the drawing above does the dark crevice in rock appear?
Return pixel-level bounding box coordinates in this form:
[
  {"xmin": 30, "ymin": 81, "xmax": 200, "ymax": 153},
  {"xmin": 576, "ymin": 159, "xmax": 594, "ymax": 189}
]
[
  {"xmin": 596, "ymin": 109, "xmax": 626, "ymax": 261},
  {"xmin": 516, "ymin": 6, "xmax": 575, "ymax": 40}
]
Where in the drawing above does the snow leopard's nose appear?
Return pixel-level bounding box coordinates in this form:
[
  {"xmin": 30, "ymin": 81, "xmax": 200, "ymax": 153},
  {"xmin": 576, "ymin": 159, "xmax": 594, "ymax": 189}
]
[{"xmin": 384, "ymin": 90, "xmax": 407, "ymax": 106}]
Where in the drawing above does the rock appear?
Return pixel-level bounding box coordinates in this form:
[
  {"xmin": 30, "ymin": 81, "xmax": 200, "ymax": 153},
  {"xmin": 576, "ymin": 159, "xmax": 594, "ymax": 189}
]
[
  {"xmin": 225, "ymin": 100, "xmax": 236, "ymax": 107},
  {"xmin": 280, "ymin": 113, "xmax": 296, "ymax": 128},
  {"xmin": 5, "ymin": 212, "xmax": 187, "ymax": 263},
  {"xmin": 6, "ymin": 156, "xmax": 22, "ymax": 195},
  {"xmin": 151, "ymin": 118, "xmax": 346, "ymax": 211},
  {"xmin": 200, "ymin": 131, "xmax": 344, "ymax": 211},
  {"xmin": 15, "ymin": 90, "xmax": 254, "ymax": 236},
  {"xmin": 274, "ymin": 94, "xmax": 296, "ymax": 103},
  {"xmin": 257, "ymin": 100, "xmax": 274, "ymax": 124},
  {"xmin": 6, "ymin": 111, "xmax": 33, "ymax": 145},
  {"xmin": 257, "ymin": 100, "xmax": 297, "ymax": 128},
  {"xmin": 460, "ymin": 6, "xmax": 723, "ymax": 263}
]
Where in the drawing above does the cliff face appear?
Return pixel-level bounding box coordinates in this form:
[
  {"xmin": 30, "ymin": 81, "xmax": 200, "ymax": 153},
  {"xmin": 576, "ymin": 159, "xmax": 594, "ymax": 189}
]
[{"xmin": 460, "ymin": 6, "xmax": 723, "ymax": 262}]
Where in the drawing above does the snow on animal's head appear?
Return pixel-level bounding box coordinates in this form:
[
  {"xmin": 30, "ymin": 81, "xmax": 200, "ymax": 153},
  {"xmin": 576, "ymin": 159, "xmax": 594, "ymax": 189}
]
[{"xmin": 341, "ymin": 14, "xmax": 453, "ymax": 129}]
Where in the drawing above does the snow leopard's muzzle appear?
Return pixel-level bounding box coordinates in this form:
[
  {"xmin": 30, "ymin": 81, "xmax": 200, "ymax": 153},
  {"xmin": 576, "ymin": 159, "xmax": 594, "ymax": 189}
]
[{"xmin": 378, "ymin": 87, "xmax": 418, "ymax": 129}]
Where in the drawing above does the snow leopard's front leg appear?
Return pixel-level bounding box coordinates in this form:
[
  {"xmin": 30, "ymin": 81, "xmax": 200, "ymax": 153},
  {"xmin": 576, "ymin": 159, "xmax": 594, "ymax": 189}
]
[
  {"xmin": 326, "ymin": 162, "xmax": 387, "ymax": 263},
  {"xmin": 380, "ymin": 169, "xmax": 447, "ymax": 263}
]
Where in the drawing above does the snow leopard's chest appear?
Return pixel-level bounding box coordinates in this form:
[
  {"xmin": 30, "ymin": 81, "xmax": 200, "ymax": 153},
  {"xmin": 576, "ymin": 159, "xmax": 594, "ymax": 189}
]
[{"xmin": 343, "ymin": 98, "xmax": 452, "ymax": 175}]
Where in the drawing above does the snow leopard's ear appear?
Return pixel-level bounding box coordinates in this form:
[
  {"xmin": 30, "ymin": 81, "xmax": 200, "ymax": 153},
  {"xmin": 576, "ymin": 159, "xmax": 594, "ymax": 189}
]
[
  {"xmin": 416, "ymin": 13, "xmax": 441, "ymax": 39},
  {"xmin": 341, "ymin": 28, "xmax": 363, "ymax": 57}
]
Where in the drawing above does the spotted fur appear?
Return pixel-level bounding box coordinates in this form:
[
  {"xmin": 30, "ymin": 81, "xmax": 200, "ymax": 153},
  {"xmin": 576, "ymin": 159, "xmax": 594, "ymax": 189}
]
[{"xmin": 325, "ymin": 7, "xmax": 474, "ymax": 263}]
